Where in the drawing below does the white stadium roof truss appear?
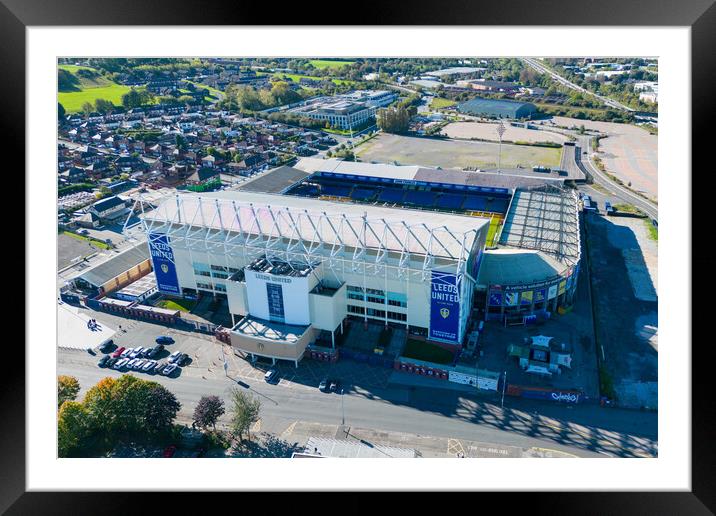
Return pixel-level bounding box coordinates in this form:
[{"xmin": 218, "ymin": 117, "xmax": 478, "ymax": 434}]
[{"xmin": 140, "ymin": 195, "xmax": 480, "ymax": 283}]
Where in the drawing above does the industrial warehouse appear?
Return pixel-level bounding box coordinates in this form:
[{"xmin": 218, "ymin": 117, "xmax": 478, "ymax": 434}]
[{"xmin": 137, "ymin": 158, "xmax": 581, "ymax": 366}]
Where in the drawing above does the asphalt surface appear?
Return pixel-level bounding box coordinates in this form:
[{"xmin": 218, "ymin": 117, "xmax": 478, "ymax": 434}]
[{"xmin": 58, "ymin": 309, "xmax": 658, "ymax": 458}]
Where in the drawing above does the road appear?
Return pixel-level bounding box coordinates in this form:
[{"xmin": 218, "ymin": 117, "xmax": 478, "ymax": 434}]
[
  {"xmin": 521, "ymin": 58, "xmax": 634, "ymax": 113},
  {"xmin": 57, "ymin": 309, "xmax": 658, "ymax": 458},
  {"xmin": 576, "ymin": 134, "xmax": 658, "ymax": 221}
]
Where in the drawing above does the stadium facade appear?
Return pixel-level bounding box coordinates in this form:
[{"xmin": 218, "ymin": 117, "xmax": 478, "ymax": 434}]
[{"xmin": 140, "ymin": 158, "xmax": 580, "ymax": 365}]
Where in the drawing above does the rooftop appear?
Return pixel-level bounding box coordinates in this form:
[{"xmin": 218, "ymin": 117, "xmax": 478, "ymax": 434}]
[
  {"xmin": 236, "ymin": 165, "xmax": 309, "ymax": 194},
  {"xmin": 232, "ymin": 316, "xmax": 310, "ymax": 344},
  {"xmin": 476, "ymin": 248, "xmax": 565, "ymax": 287},
  {"xmin": 76, "ymin": 241, "xmax": 150, "ymax": 288}
]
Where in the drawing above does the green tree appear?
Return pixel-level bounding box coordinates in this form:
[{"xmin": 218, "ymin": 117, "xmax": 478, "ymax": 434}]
[
  {"xmin": 58, "ymin": 102, "xmax": 66, "ymax": 121},
  {"xmin": 81, "ymin": 102, "xmax": 94, "ymax": 117},
  {"xmin": 193, "ymin": 395, "xmax": 225, "ymax": 431},
  {"xmin": 142, "ymin": 384, "xmax": 181, "ymax": 437},
  {"xmin": 229, "ymin": 389, "xmax": 261, "ymax": 442},
  {"xmin": 58, "ymin": 375, "xmax": 80, "ymax": 408},
  {"xmin": 94, "ymin": 98, "xmax": 114, "ymax": 114},
  {"xmin": 121, "ymin": 88, "xmax": 143, "ymax": 109},
  {"xmin": 58, "ymin": 401, "xmax": 91, "ymax": 457}
]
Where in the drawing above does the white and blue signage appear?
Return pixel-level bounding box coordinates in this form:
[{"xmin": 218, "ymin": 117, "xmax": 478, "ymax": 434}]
[
  {"xmin": 429, "ymin": 271, "xmax": 461, "ymax": 343},
  {"xmin": 266, "ymin": 283, "xmax": 285, "ymax": 321},
  {"xmin": 148, "ymin": 233, "xmax": 180, "ymax": 295}
]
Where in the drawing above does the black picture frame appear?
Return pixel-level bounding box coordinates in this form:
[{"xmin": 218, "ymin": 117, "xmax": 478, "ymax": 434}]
[{"xmin": 7, "ymin": 0, "xmax": 713, "ymax": 512}]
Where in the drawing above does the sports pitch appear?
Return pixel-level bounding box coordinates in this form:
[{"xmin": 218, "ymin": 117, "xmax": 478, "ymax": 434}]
[{"xmin": 356, "ymin": 133, "xmax": 562, "ymax": 170}]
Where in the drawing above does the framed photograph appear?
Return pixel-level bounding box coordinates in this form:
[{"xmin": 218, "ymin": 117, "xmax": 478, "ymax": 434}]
[{"xmin": 10, "ymin": 0, "xmax": 712, "ymax": 511}]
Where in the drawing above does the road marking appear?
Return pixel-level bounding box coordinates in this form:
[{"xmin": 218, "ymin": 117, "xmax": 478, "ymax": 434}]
[
  {"xmin": 447, "ymin": 438, "xmax": 465, "ymax": 457},
  {"xmin": 282, "ymin": 421, "xmax": 297, "ymax": 438},
  {"xmin": 251, "ymin": 419, "xmax": 261, "ymax": 433}
]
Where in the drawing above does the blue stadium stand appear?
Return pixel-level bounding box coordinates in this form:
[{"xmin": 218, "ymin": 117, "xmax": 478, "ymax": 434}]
[
  {"xmin": 351, "ymin": 188, "xmax": 377, "ymax": 201},
  {"xmin": 435, "ymin": 193, "xmax": 465, "ymax": 210},
  {"xmin": 320, "ymin": 184, "xmax": 352, "ymax": 197},
  {"xmin": 378, "ymin": 188, "xmax": 405, "ymax": 203},
  {"xmin": 462, "ymin": 195, "xmax": 487, "ymax": 211},
  {"xmin": 403, "ymin": 190, "xmax": 436, "ymax": 207}
]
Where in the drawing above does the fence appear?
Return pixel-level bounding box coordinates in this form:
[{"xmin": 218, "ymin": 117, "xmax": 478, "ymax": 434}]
[{"xmin": 506, "ymin": 384, "xmax": 583, "ymax": 404}]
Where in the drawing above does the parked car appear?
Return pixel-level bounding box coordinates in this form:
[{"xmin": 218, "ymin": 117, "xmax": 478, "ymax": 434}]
[
  {"xmin": 318, "ymin": 378, "xmax": 330, "ymax": 392},
  {"xmin": 129, "ymin": 347, "xmax": 145, "ymax": 359},
  {"xmin": 175, "ymin": 353, "xmax": 189, "ymax": 366},
  {"xmin": 106, "ymin": 357, "xmax": 119, "ymax": 369},
  {"xmin": 161, "ymin": 364, "xmax": 178, "ymax": 376},
  {"xmin": 97, "ymin": 355, "xmax": 111, "ymax": 368},
  {"xmin": 147, "ymin": 344, "xmax": 164, "ymax": 358},
  {"xmin": 156, "ymin": 336, "xmax": 174, "ymax": 344},
  {"xmin": 111, "ymin": 346, "xmax": 126, "ymax": 359},
  {"xmin": 99, "ymin": 340, "xmax": 114, "ymax": 352},
  {"xmin": 264, "ymin": 369, "xmax": 279, "ymax": 384},
  {"xmin": 153, "ymin": 361, "xmax": 167, "ymax": 374},
  {"xmin": 168, "ymin": 351, "xmax": 182, "ymax": 364},
  {"xmin": 113, "ymin": 358, "xmax": 129, "ymax": 370},
  {"xmin": 133, "ymin": 359, "xmax": 146, "ymax": 370},
  {"xmin": 329, "ymin": 380, "xmax": 341, "ymax": 393},
  {"xmin": 142, "ymin": 360, "xmax": 157, "ymax": 373},
  {"xmin": 120, "ymin": 347, "xmax": 133, "ymax": 358},
  {"xmin": 163, "ymin": 445, "xmax": 177, "ymax": 458}
]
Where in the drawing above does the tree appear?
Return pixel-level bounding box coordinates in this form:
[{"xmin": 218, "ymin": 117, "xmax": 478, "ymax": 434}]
[
  {"xmin": 229, "ymin": 389, "xmax": 261, "ymax": 442},
  {"xmin": 58, "ymin": 375, "xmax": 80, "ymax": 408},
  {"xmin": 193, "ymin": 395, "xmax": 225, "ymax": 431},
  {"xmin": 58, "ymin": 102, "xmax": 66, "ymax": 122},
  {"xmin": 94, "ymin": 98, "xmax": 114, "ymax": 114},
  {"xmin": 81, "ymin": 102, "xmax": 94, "ymax": 117},
  {"xmin": 376, "ymin": 105, "xmax": 410, "ymax": 134},
  {"xmin": 142, "ymin": 384, "xmax": 181, "ymax": 437},
  {"xmin": 58, "ymin": 401, "xmax": 91, "ymax": 457},
  {"xmin": 121, "ymin": 88, "xmax": 143, "ymax": 109}
]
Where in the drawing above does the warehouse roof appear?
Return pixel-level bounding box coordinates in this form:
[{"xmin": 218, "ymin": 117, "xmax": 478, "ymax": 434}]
[
  {"xmin": 294, "ymin": 157, "xmax": 419, "ymax": 180},
  {"xmin": 77, "ymin": 241, "xmax": 149, "ymax": 288},
  {"xmin": 457, "ymin": 97, "xmax": 536, "ymax": 118}
]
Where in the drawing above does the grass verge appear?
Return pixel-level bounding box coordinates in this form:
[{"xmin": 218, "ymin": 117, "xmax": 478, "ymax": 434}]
[
  {"xmin": 155, "ymin": 298, "xmax": 197, "ymax": 313},
  {"xmin": 402, "ymin": 339, "xmax": 454, "ymax": 365},
  {"xmin": 62, "ymin": 230, "xmax": 111, "ymax": 249}
]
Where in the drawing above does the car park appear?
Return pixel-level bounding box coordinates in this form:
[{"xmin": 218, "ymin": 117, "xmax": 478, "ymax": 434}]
[
  {"xmin": 97, "ymin": 355, "xmax": 110, "ymax": 368},
  {"xmin": 106, "ymin": 357, "xmax": 119, "ymax": 369},
  {"xmin": 129, "ymin": 347, "xmax": 145, "ymax": 359},
  {"xmin": 111, "ymin": 347, "xmax": 126, "ymax": 359},
  {"xmin": 319, "ymin": 378, "xmax": 330, "ymax": 392},
  {"xmin": 133, "ymin": 359, "xmax": 146, "ymax": 370},
  {"xmin": 156, "ymin": 336, "xmax": 174, "ymax": 344},
  {"xmin": 147, "ymin": 344, "xmax": 164, "ymax": 358},
  {"xmin": 161, "ymin": 364, "xmax": 178, "ymax": 376},
  {"xmin": 121, "ymin": 347, "xmax": 133, "ymax": 358},
  {"xmin": 99, "ymin": 340, "xmax": 114, "ymax": 353},
  {"xmin": 264, "ymin": 369, "xmax": 279, "ymax": 384}
]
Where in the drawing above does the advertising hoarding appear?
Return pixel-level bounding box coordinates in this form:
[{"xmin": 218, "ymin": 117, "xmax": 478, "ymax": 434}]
[
  {"xmin": 548, "ymin": 284, "xmax": 558, "ymax": 300},
  {"xmin": 148, "ymin": 233, "xmax": 181, "ymax": 295},
  {"xmin": 448, "ymin": 371, "xmax": 499, "ymax": 391},
  {"xmin": 429, "ymin": 271, "xmax": 461, "ymax": 343},
  {"xmin": 520, "ymin": 290, "xmax": 533, "ymax": 306},
  {"xmin": 505, "ymin": 292, "xmax": 519, "ymax": 306},
  {"xmin": 488, "ymin": 290, "xmax": 503, "ymax": 306}
]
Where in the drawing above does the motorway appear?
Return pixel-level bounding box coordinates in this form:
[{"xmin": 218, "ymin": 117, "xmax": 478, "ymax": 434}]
[
  {"xmin": 57, "ymin": 310, "xmax": 658, "ymax": 459},
  {"xmin": 521, "ymin": 58, "xmax": 634, "ymax": 113}
]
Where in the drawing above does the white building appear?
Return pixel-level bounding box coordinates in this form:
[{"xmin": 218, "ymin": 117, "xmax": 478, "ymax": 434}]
[{"xmin": 140, "ymin": 191, "xmax": 488, "ymax": 365}]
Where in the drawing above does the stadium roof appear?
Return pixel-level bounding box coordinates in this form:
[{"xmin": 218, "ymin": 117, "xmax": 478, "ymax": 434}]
[
  {"xmin": 236, "ymin": 165, "xmax": 309, "ymax": 194},
  {"xmin": 141, "ymin": 191, "xmax": 487, "ymax": 264},
  {"xmin": 476, "ymin": 248, "xmax": 565, "ymax": 287},
  {"xmin": 499, "ymin": 187, "xmax": 581, "ymax": 266},
  {"xmin": 77, "ymin": 241, "xmax": 150, "ymax": 288},
  {"xmin": 457, "ymin": 97, "xmax": 536, "ymax": 118},
  {"xmin": 294, "ymin": 157, "xmax": 419, "ymax": 180}
]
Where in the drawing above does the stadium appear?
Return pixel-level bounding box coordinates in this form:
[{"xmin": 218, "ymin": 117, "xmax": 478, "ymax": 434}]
[{"xmin": 139, "ymin": 158, "xmax": 581, "ymax": 365}]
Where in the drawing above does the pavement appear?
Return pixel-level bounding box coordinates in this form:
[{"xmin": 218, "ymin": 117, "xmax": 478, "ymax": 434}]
[{"xmin": 57, "ymin": 306, "xmax": 658, "ymax": 458}]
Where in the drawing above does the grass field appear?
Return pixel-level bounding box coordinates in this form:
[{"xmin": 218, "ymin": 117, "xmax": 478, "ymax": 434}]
[
  {"xmin": 308, "ymin": 59, "xmax": 356, "ymax": 69},
  {"xmin": 61, "ymin": 231, "xmax": 111, "ymax": 250},
  {"xmin": 356, "ymin": 133, "xmax": 562, "ymax": 170},
  {"xmin": 429, "ymin": 97, "xmax": 457, "ymax": 109},
  {"xmin": 59, "ymin": 84, "xmax": 135, "ymax": 112},
  {"xmin": 58, "ymin": 64, "xmax": 96, "ymax": 74},
  {"xmin": 257, "ymin": 71, "xmax": 355, "ymax": 87},
  {"xmin": 485, "ymin": 217, "xmax": 502, "ymax": 247},
  {"xmin": 402, "ymin": 339, "xmax": 455, "ymax": 365},
  {"xmin": 155, "ymin": 298, "xmax": 197, "ymax": 313}
]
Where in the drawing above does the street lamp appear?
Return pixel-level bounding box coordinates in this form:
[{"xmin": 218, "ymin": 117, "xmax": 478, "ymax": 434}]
[
  {"xmin": 501, "ymin": 370, "xmax": 507, "ymax": 409},
  {"xmin": 496, "ymin": 121, "xmax": 507, "ymax": 173},
  {"xmin": 341, "ymin": 388, "xmax": 345, "ymax": 426}
]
